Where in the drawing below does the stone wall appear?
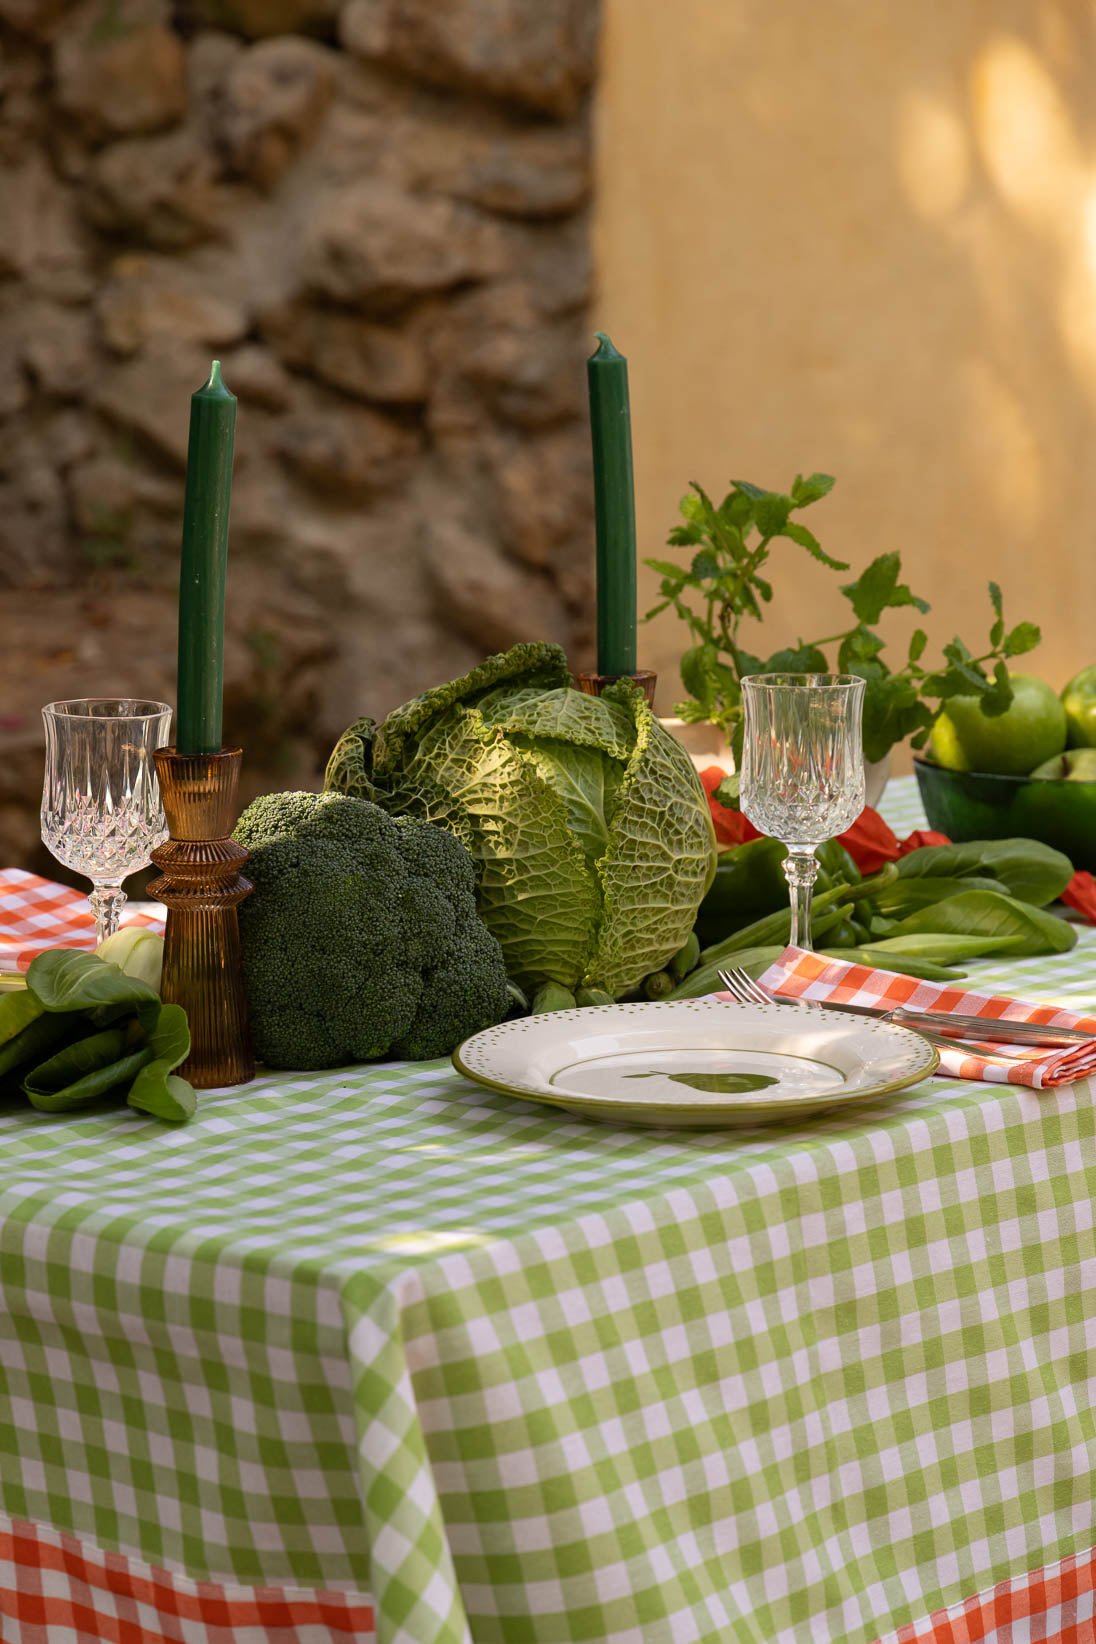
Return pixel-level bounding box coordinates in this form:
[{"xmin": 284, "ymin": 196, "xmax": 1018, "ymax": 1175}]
[{"xmin": 0, "ymin": 0, "xmax": 597, "ymax": 874}]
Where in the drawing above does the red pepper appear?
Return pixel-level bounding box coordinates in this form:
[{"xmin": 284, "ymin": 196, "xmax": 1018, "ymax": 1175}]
[
  {"xmin": 835, "ymin": 807, "xmax": 902, "ymax": 875},
  {"xmin": 1062, "ymin": 871, "xmax": 1096, "ymax": 925},
  {"xmin": 699, "ymin": 767, "xmax": 760, "ymax": 849},
  {"xmin": 897, "ymin": 828, "xmax": 951, "ymax": 856}
]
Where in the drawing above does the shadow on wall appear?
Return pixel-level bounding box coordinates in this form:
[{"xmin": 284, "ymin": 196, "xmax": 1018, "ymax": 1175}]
[{"xmin": 599, "ymin": 4, "xmax": 1096, "ymax": 748}]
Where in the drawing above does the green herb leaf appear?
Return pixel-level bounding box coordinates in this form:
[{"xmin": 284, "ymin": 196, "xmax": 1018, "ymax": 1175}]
[
  {"xmin": 690, "ymin": 549, "xmax": 721, "ymax": 580},
  {"xmin": 790, "ymin": 473, "xmax": 836, "ymax": 507},
  {"xmin": 979, "ymin": 659, "xmax": 1014, "ymax": 717},
  {"xmin": 781, "ymin": 520, "xmax": 849, "ymax": 570},
  {"xmin": 753, "ymin": 493, "xmax": 792, "ymax": 537},
  {"xmin": 719, "ymin": 490, "xmax": 756, "ymax": 527},
  {"xmin": 988, "ymin": 581, "xmax": 1004, "ymax": 648},
  {"xmin": 1003, "ymin": 621, "xmax": 1041, "ymax": 657},
  {"xmin": 730, "ymin": 480, "xmax": 769, "ymax": 501},
  {"xmin": 908, "ymin": 628, "xmax": 928, "ymax": 664},
  {"xmin": 680, "ymin": 644, "xmax": 717, "ymax": 710},
  {"xmin": 841, "ymin": 553, "xmax": 930, "ymax": 624},
  {"xmin": 838, "ymin": 626, "xmax": 886, "ymax": 670},
  {"xmin": 764, "ymin": 643, "xmax": 830, "ymax": 673},
  {"xmin": 644, "ymin": 558, "xmax": 688, "ymax": 581},
  {"xmin": 859, "ymin": 673, "xmax": 930, "ymax": 764}
]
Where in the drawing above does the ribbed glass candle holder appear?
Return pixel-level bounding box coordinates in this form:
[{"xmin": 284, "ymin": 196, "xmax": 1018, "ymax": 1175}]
[
  {"xmin": 148, "ymin": 747, "xmax": 254, "ymax": 1089},
  {"xmin": 575, "ymin": 670, "xmax": 657, "ymax": 706}
]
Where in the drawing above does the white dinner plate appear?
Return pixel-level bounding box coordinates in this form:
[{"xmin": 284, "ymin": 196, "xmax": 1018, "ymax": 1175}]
[{"xmin": 453, "ymin": 1000, "xmax": 940, "ymax": 1127}]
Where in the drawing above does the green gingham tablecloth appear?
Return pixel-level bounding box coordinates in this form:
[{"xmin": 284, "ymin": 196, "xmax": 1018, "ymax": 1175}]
[{"xmin": 2, "ymin": 777, "xmax": 1096, "ymax": 1644}]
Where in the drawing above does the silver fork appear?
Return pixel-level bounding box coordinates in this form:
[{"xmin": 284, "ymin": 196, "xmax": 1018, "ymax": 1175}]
[
  {"xmin": 718, "ymin": 966, "xmax": 773, "ymax": 1006},
  {"xmin": 715, "ymin": 967, "xmax": 1092, "ymax": 1051},
  {"xmin": 716, "ymin": 965, "xmax": 963, "ymax": 1054}
]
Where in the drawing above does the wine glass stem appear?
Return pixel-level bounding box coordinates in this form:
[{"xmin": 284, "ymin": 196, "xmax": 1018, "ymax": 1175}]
[
  {"xmin": 783, "ymin": 851, "xmax": 819, "ymax": 949},
  {"xmin": 90, "ymin": 884, "xmax": 126, "ymax": 945}
]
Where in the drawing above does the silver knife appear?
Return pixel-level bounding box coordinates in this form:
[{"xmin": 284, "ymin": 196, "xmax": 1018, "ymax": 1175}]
[{"xmin": 791, "ymin": 997, "xmax": 1093, "ymax": 1050}]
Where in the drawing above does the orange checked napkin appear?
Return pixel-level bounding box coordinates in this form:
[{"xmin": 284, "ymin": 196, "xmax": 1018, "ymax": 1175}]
[
  {"xmin": 751, "ymin": 945, "xmax": 1096, "ymax": 1088},
  {"xmin": 0, "ymin": 869, "xmax": 164, "ymax": 971}
]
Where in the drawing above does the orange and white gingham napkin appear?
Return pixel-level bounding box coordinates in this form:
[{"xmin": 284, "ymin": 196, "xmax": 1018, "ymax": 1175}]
[
  {"xmin": 0, "ymin": 869, "xmax": 164, "ymax": 971},
  {"xmin": 738, "ymin": 945, "xmax": 1096, "ymax": 1089}
]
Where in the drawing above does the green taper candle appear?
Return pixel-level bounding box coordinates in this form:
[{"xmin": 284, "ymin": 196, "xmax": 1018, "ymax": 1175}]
[
  {"xmin": 587, "ymin": 332, "xmax": 638, "ymax": 675},
  {"xmin": 175, "ymin": 360, "xmax": 237, "ymax": 756}
]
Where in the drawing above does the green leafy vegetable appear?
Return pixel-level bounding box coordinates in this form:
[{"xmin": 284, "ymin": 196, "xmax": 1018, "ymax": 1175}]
[
  {"xmin": 28, "ymin": 948, "xmax": 160, "ymax": 1021},
  {"xmin": 816, "ymin": 949, "xmax": 965, "ymax": 982},
  {"xmin": 3, "ymin": 946, "xmax": 197, "ymax": 1124},
  {"xmin": 23, "ymin": 1026, "xmax": 152, "ymax": 1111},
  {"xmin": 0, "ymin": 988, "xmax": 45, "ymax": 1048},
  {"xmin": 894, "ymin": 839, "xmax": 1073, "ymax": 907},
  {"xmin": 872, "ymin": 875, "xmax": 1009, "ymax": 919},
  {"xmin": 0, "ymin": 1009, "xmax": 86, "ymax": 1082},
  {"xmin": 96, "ymin": 928, "xmax": 164, "ymax": 991},
  {"xmin": 890, "ymin": 890, "xmax": 1076, "ymax": 957},
  {"xmin": 127, "ymin": 1004, "xmax": 195, "ymax": 1122},
  {"xmin": 859, "ymin": 934, "xmax": 1017, "ymax": 961},
  {"xmin": 325, "ymin": 642, "xmax": 717, "ymax": 1001}
]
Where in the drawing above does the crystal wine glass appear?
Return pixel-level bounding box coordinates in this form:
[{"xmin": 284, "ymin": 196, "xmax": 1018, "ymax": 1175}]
[
  {"xmin": 41, "ymin": 699, "xmax": 173, "ymax": 944},
  {"xmin": 739, "ymin": 674, "xmax": 866, "ymax": 950}
]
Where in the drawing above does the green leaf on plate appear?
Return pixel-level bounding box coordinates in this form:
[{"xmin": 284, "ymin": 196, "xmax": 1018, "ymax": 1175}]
[{"xmin": 626, "ymin": 1071, "xmax": 779, "ymax": 1094}]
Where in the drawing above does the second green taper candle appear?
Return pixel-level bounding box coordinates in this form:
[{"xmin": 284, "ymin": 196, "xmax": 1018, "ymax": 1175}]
[
  {"xmin": 175, "ymin": 360, "xmax": 237, "ymax": 756},
  {"xmin": 587, "ymin": 333, "xmax": 637, "ymax": 676}
]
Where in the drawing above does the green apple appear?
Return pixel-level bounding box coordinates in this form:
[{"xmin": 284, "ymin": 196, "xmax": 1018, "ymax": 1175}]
[
  {"xmin": 1061, "ymin": 665, "xmax": 1096, "ymax": 748},
  {"xmin": 928, "ymin": 673, "xmax": 1067, "ymax": 776},
  {"xmin": 1030, "ymin": 747, "xmax": 1096, "ymax": 781}
]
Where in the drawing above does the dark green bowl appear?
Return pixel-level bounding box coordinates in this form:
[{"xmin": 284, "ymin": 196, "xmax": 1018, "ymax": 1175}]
[{"xmin": 914, "ymin": 757, "xmax": 1096, "ymax": 870}]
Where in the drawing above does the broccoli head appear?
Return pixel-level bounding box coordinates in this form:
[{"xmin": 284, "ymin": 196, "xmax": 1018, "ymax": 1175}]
[{"xmin": 232, "ymin": 791, "xmax": 510, "ymax": 1069}]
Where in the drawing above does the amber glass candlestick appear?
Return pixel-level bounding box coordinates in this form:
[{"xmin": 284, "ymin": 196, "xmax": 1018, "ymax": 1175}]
[
  {"xmin": 148, "ymin": 748, "xmax": 253, "ymax": 1089},
  {"xmin": 575, "ymin": 669, "xmax": 657, "ymax": 707}
]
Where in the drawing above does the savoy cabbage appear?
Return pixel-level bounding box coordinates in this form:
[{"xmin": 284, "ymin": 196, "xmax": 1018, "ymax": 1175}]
[{"xmin": 324, "ymin": 643, "xmax": 717, "ymax": 1000}]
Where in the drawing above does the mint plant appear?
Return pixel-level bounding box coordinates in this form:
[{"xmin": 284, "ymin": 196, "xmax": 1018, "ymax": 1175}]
[{"xmin": 646, "ymin": 474, "xmax": 1040, "ymax": 768}]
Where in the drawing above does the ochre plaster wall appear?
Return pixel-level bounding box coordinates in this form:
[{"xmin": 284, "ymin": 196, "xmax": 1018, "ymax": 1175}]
[{"xmin": 594, "ymin": 0, "xmax": 1096, "ymax": 764}]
